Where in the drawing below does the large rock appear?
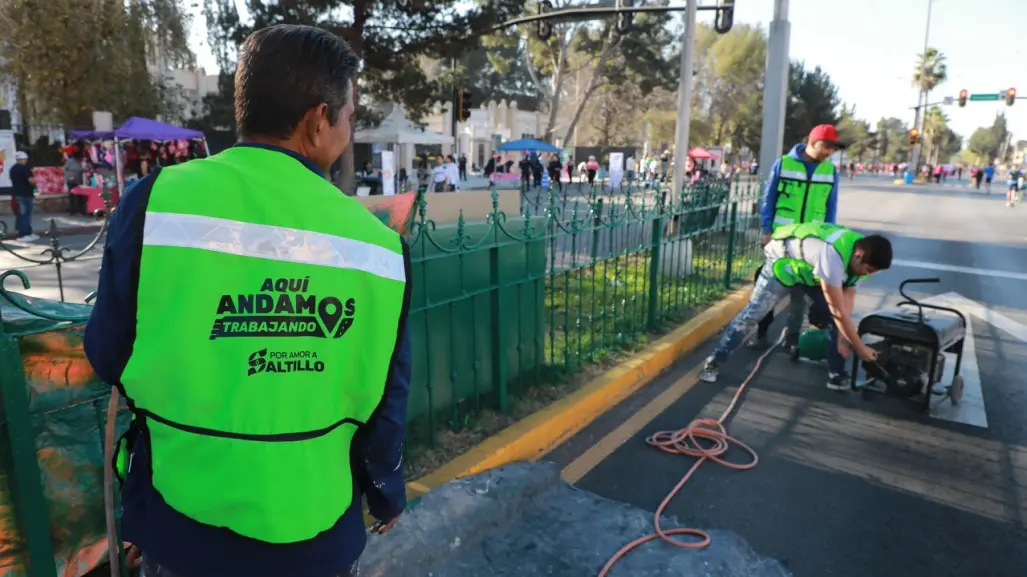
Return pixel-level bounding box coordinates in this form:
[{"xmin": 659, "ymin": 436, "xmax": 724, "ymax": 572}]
[{"xmin": 362, "ymin": 461, "xmax": 789, "ymax": 577}]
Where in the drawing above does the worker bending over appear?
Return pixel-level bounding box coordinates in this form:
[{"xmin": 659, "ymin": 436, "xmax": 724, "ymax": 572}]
[
  {"xmin": 700, "ymin": 223, "xmax": 892, "ymax": 391},
  {"xmin": 748, "ymin": 124, "xmax": 844, "ymax": 351}
]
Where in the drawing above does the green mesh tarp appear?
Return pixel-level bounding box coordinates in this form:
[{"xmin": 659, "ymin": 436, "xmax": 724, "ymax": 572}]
[{"xmin": 0, "ymin": 291, "xmax": 129, "ymax": 577}]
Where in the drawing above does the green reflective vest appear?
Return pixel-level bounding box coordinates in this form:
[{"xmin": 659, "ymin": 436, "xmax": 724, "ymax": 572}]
[
  {"xmin": 118, "ymin": 146, "xmax": 407, "ymax": 544},
  {"xmin": 770, "ymin": 222, "xmax": 864, "ymax": 288},
  {"xmin": 772, "ymin": 155, "xmax": 835, "ymax": 230}
]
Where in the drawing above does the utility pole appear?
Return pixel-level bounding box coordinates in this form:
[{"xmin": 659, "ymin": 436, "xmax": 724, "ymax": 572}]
[
  {"xmin": 758, "ymin": 0, "xmax": 790, "ymax": 181},
  {"xmin": 909, "ymin": 0, "xmax": 933, "ymax": 173},
  {"xmin": 449, "ymin": 57, "xmax": 459, "ymax": 159},
  {"xmin": 671, "ymin": 0, "xmax": 698, "ymax": 197}
]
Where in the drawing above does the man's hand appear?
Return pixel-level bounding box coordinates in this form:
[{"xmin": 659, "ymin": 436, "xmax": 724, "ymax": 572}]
[
  {"xmin": 371, "ymin": 515, "xmax": 401, "ymax": 535},
  {"xmin": 855, "ymin": 342, "xmax": 878, "ymax": 362},
  {"xmin": 761, "ymin": 232, "xmax": 772, "ymax": 246}
]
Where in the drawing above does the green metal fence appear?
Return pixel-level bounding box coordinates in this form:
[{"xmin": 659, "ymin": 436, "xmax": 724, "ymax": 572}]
[{"xmin": 406, "ymin": 177, "xmax": 765, "ymax": 447}]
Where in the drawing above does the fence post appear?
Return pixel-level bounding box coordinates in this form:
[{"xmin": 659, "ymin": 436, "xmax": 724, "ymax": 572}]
[
  {"xmin": 489, "ymin": 233, "xmax": 509, "ymax": 413},
  {"xmin": 590, "ymin": 198, "xmax": 604, "ymax": 261},
  {"xmin": 724, "ymin": 200, "xmax": 739, "ymax": 288},
  {"xmin": 0, "ymin": 335, "xmax": 58, "ymax": 577},
  {"xmin": 647, "ymin": 191, "xmax": 667, "ymax": 331}
]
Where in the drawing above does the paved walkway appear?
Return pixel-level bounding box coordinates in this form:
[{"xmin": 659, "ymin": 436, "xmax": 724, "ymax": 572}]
[{"xmin": 1, "ymin": 212, "xmax": 105, "ymax": 239}]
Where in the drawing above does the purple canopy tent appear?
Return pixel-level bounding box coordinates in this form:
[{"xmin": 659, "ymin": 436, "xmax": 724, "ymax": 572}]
[
  {"xmin": 69, "ymin": 117, "xmax": 208, "ymax": 192},
  {"xmin": 69, "ymin": 116, "xmax": 205, "ymax": 141}
]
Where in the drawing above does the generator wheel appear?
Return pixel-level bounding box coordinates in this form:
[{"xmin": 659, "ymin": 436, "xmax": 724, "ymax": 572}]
[{"xmin": 949, "ymin": 375, "xmax": 964, "ymax": 405}]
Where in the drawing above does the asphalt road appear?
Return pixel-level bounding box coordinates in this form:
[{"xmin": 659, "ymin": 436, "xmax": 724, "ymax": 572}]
[{"xmin": 548, "ymin": 176, "xmax": 1027, "ymax": 577}]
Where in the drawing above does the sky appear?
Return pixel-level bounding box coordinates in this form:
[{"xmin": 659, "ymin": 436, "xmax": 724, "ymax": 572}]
[{"xmin": 187, "ymin": 0, "xmax": 1027, "ymax": 143}]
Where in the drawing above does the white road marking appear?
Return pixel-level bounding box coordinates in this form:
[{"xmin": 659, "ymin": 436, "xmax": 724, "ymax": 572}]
[
  {"xmin": 921, "ymin": 296, "xmax": 987, "ymax": 428},
  {"xmin": 914, "ymin": 291, "xmax": 1027, "ymax": 427},
  {"xmin": 892, "ymin": 259, "xmax": 1027, "ymax": 282},
  {"xmin": 932, "ymin": 291, "xmax": 1027, "ymax": 344}
]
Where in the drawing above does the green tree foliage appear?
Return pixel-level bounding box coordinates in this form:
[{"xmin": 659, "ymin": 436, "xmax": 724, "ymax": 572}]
[
  {"xmin": 692, "ymin": 24, "xmax": 766, "ymax": 149},
  {"xmin": 782, "ymin": 62, "xmax": 841, "ymax": 149},
  {"xmin": 920, "ymin": 106, "xmax": 962, "ymax": 165},
  {"xmin": 505, "ymin": 0, "xmax": 676, "ymax": 143},
  {"xmin": 0, "ymin": 0, "xmax": 194, "ymax": 127},
  {"xmin": 837, "ymin": 105, "xmax": 874, "ymax": 160},
  {"xmin": 874, "ymin": 117, "xmax": 911, "ymax": 164},
  {"xmin": 967, "ymin": 113, "xmax": 1009, "ymax": 163},
  {"xmin": 912, "ymin": 47, "xmax": 947, "ymax": 95},
  {"xmin": 462, "ymin": 41, "xmax": 541, "ymax": 110},
  {"xmin": 199, "ymin": 0, "xmax": 522, "ymax": 189}
]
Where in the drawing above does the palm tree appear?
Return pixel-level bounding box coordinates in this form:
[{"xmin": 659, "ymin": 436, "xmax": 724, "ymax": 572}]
[
  {"xmin": 922, "ymin": 106, "xmax": 949, "ymax": 165},
  {"xmin": 912, "ymin": 48, "xmax": 948, "ymax": 95}
]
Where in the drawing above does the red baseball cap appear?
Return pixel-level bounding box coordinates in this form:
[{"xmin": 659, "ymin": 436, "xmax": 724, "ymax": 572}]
[{"xmin": 808, "ymin": 124, "xmax": 847, "ymax": 149}]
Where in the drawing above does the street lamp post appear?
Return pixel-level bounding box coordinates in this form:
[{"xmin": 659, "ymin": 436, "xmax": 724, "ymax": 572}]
[
  {"xmin": 671, "ymin": 0, "xmax": 698, "ymax": 197},
  {"xmin": 909, "ymin": 0, "xmax": 934, "ymax": 173},
  {"xmin": 757, "ymin": 0, "xmax": 791, "ymax": 181}
]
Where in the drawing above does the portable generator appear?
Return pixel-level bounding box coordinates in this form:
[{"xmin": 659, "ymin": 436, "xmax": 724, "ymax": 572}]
[{"xmin": 848, "ymin": 278, "xmax": 968, "ymax": 412}]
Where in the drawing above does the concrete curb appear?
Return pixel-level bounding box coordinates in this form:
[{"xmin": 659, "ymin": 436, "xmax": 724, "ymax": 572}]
[{"xmin": 408, "ymin": 285, "xmax": 753, "ymax": 496}]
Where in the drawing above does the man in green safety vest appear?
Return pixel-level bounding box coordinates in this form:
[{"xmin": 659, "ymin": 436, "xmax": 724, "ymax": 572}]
[
  {"xmin": 747, "ymin": 125, "xmax": 844, "ymax": 352},
  {"xmin": 85, "ymin": 25, "xmax": 411, "ymax": 577},
  {"xmin": 699, "ymin": 222, "xmax": 892, "ymax": 391}
]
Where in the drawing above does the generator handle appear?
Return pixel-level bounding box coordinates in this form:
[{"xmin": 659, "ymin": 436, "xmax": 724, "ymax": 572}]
[{"xmin": 897, "ymin": 278, "xmax": 939, "ymax": 324}]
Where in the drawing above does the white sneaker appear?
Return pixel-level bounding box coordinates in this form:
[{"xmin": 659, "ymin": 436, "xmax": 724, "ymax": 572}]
[{"xmin": 18, "ymin": 234, "xmax": 40, "ymax": 243}]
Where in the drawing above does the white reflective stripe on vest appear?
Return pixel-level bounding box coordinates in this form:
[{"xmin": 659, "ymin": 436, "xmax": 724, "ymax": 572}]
[
  {"xmin": 142, "ymin": 211, "xmax": 406, "ymax": 283},
  {"xmin": 824, "ymin": 229, "xmax": 847, "ymax": 244},
  {"xmin": 774, "ymin": 215, "xmax": 794, "ymax": 226},
  {"xmin": 810, "ymin": 172, "xmax": 834, "ymax": 183},
  {"xmin": 778, "ymin": 169, "xmax": 807, "ymax": 181}
]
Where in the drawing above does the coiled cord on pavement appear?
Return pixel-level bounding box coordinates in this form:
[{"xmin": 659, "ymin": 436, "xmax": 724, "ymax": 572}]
[{"xmin": 597, "ymin": 330, "xmax": 787, "ymax": 577}]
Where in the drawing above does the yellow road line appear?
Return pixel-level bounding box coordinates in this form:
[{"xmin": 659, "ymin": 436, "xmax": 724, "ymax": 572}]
[
  {"xmin": 561, "ymin": 364, "xmax": 704, "ymax": 483},
  {"xmin": 561, "ymin": 297, "xmax": 790, "ymax": 484}
]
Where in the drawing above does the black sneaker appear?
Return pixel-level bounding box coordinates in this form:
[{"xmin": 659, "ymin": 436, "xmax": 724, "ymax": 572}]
[
  {"xmin": 745, "ymin": 334, "xmax": 769, "ymax": 349},
  {"xmin": 781, "ymin": 337, "xmax": 798, "ymax": 354},
  {"xmin": 699, "ymin": 357, "xmax": 719, "ymax": 383},
  {"xmin": 826, "ymin": 373, "xmax": 847, "ymax": 391}
]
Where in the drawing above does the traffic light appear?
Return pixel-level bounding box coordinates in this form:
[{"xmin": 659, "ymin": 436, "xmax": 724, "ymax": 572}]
[
  {"xmin": 537, "ymin": 0, "xmax": 553, "ymax": 41},
  {"xmin": 958, "ymin": 89, "xmax": 968, "ymax": 108},
  {"xmin": 615, "ymin": 0, "xmax": 635, "ymax": 35},
  {"xmin": 1006, "ymin": 87, "xmax": 1016, "ymax": 106},
  {"xmin": 908, "ymin": 128, "xmax": 919, "ymax": 146},
  {"xmin": 714, "ymin": 0, "xmax": 734, "ymax": 34},
  {"xmin": 459, "ymin": 89, "xmax": 473, "ymax": 122}
]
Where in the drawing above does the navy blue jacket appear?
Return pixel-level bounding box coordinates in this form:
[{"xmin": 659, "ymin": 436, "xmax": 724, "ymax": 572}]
[{"xmin": 84, "ymin": 143, "xmax": 411, "ymax": 577}]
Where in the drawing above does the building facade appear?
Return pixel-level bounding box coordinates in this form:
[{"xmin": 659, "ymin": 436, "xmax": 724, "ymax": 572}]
[
  {"xmin": 165, "ymin": 67, "xmax": 220, "ymax": 121},
  {"xmin": 422, "ymin": 99, "xmax": 548, "ymax": 167}
]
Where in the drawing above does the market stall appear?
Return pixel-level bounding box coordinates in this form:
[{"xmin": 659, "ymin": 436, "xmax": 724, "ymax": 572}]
[{"xmin": 69, "ymin": 117, "xmax": 208, "ymax": 210}]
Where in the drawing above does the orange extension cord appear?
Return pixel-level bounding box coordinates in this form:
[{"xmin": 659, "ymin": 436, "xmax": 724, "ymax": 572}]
[{"xmin": 597, "ymin": 330, "xmax": 786, "ymax": 577}]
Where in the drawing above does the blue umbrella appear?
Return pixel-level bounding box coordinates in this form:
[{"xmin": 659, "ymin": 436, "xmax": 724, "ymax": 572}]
[{"xmin": 497, "ymin": 138, "xmax": 562, "ymax": 153}]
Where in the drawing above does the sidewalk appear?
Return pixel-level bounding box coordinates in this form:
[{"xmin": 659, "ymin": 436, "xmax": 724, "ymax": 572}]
[{"xmin": 1, "ymin": 212, "xmax": 105, "ymax": 240}]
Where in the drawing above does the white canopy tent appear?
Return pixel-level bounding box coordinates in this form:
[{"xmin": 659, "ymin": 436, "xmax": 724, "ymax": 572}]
[{"xmin": 354, "ymin": 105, "xmax": 453, "ymax": 174}]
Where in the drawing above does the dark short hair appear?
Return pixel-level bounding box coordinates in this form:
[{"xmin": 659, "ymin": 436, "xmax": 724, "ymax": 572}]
[
  {"xmin": 235, "ymin": 24, "xmax": 359, "ymax": 140},
  {"xmin": 856, "ymin": 234, "xmax": 892, "ymax": 271}
]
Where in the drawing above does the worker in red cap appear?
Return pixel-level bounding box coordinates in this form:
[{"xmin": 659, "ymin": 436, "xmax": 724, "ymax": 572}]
[{"xmin": 745, "ymin": 123, "xmax": 845, "ymax": 353}]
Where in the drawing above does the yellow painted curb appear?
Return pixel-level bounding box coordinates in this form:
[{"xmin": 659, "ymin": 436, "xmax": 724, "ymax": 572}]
[{"xmin": 411, "ymin": 285, "xmax": 753, "ymax": 493}]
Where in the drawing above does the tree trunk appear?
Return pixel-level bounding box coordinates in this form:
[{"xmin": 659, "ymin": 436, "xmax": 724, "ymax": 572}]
[
  {"xmin": 543, "ymin": 32, "xmax": 569, "ymax": 142},
  {"xmin": 336, "ymin": 1, "xmax": 369, "ymax": 194},
  {"xmin": 561, "ymin": 31, "xmax": 620, "ymax": 146}
]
